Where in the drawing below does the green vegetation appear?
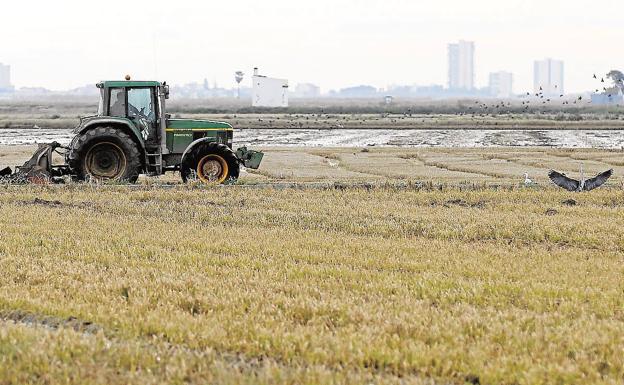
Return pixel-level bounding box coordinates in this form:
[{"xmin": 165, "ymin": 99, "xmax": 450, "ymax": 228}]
[
  {"xmin": 0, "ymin": 184, "xmax": 623, "ymax": 384},
  {"xmin": 1, "ymin": 98, "xmax": 624, "ymax": 130}
]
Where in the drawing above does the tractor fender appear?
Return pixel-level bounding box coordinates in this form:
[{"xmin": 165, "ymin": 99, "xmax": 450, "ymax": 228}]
[
  {"xmin": 74, "ymin": 118, "xmax": 147, "ymax": 154},
  {"xmin": 180, "ymin": 138, "xmax": 230, "ymax": 165}
]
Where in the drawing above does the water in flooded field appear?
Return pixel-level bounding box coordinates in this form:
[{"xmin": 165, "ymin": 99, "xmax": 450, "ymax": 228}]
[
  {"xmin": 0, "ymin": 129, "xmax": 76, "ymax": 146},
  {"xmin": 2, "ymin": 128, "xmax": 624, "ymax": 148}
]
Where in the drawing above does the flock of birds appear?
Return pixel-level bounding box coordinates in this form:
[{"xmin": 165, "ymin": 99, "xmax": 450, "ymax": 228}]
[
  {"xmin": 248, "ymin": 72, "xmax": 616, "ymax": 129},
  {"xmin": 468, "ymin": 72, "xmax": 617, "ymax": 115},
  {"xmin": 524, "ymin": 165, "xmax": 614, "ymax": 192}
]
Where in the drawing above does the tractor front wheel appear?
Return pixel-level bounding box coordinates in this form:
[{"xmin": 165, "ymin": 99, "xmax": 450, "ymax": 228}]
[{"xmin": 181, "ymin": 142, "xmax": 239, "ymax": 184}]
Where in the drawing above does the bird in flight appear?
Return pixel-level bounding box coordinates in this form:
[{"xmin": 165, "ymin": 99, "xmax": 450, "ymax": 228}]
[{"xmin": 548, "ymin": 165, "xmax": 613, "ymax": 192}]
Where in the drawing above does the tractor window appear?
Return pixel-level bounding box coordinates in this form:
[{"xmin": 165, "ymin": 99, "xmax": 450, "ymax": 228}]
[
  {"xmin": 127, "ymin": 88, "xmax": 156, "ymax": 123},
  {"xmin": 109, "ymin": 88, "xmax": 126, "ymax": 117},
  {"xmin": 97, "ymin": 89, "xmax": 104, "ymax": 115}
]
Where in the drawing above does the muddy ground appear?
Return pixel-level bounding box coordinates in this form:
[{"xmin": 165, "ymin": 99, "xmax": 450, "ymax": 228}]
[{"xmin": 2, "ymin": 128, "xmax": 624, "ymax": 148}]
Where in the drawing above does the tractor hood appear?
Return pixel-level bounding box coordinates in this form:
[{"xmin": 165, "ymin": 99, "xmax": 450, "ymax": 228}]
[{"xmin": 167, "ymin": 119, "xmax": 233, "ymax": 130}]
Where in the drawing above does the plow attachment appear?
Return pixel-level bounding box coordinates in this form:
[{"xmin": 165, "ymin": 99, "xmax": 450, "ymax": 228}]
[{"xmin": 1, "ymin": 142, "xmax": 70, "ymax": 184}]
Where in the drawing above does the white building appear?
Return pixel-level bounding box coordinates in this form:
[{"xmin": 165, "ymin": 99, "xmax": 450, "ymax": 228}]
[
  {"xmin": 534, "ymin": 58, "xmax": 564, "ymax": 96},
  {"xmin": 0, "ymin": 63, "xmax": 11, "ymax": 90},
  {"xmin": 448, "ymin": 40, "xmax": 475, "ymax": 91},
  {"xmin": 293, "ymin": 83, "xmax": 320, "ymax": 98},
  {"xmin": 252, "ymin": 68, "xmax": 288, "ymax": 107},
  {"xmin": 489, "ymin": 71, "xmax": 513, "ymax": 98}
]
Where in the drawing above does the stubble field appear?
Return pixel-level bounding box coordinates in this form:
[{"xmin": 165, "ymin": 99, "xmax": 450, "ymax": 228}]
[{"xmin": 0, "ymin": 185, "xmax": 623, "ymax": 384}]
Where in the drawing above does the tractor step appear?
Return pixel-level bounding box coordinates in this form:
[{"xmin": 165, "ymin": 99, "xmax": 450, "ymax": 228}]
[{"xmin": 146, "ymin": 152, "xmax": 163, "ymax": 175}]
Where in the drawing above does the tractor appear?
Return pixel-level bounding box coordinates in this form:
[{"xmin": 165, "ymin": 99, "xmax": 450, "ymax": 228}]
[{"xmin": 3, "ymin": 78, "xmax": 263, "ymax": 184}]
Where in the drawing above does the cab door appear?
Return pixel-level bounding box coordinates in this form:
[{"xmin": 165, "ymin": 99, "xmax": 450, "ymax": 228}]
[{"xmin": 127, "ymin": 87, "xmax": 158, "ymax": 147}]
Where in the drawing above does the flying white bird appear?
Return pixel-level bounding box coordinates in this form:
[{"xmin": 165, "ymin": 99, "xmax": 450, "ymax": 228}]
[{"xmin": 548, "ymin": 164, "xmax": 613, "ymax": 192}]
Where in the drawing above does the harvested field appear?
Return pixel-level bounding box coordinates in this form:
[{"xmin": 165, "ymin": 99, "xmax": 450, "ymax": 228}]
[
  {"xmin": 0, "ymin": 185, "xmax": 623, "ymax": 384},
  {"xmin": 3, "ymin": 145, "xmax": 623, "ymax": 186}
]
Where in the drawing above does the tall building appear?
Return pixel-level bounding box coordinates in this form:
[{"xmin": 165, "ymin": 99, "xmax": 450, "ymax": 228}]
[
  {"xmin": 489, "ymin": 71, "xmax": 513, "ymax": 98},
  {"xmin": 534, "ymin": 58, "xmax": 564, "ymax": 95},
  {"xmin": 0, "ymin": 63, "xmax": 11, "ymax": 90},
  {"xmin": 448, "ymin": 40, "xmax": 475, "ymax": 91}
]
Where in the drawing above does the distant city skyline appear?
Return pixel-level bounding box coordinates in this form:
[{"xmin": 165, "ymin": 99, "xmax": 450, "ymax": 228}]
[
  {"xmin": 0, "ymin": 41, "xmax": 619, "ymax": 100},
  {"xmin": 0, "ymin": 0, "xmax": 621, "ymax": 93},
  {"xmin": 0, "ymin": 49, "xmax": 570, "ymax": 99}
]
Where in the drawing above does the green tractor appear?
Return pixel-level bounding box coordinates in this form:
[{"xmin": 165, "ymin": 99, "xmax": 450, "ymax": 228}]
[{"xmin": 6, "ymin": 79, "xmax": 263, "ymax": 184}]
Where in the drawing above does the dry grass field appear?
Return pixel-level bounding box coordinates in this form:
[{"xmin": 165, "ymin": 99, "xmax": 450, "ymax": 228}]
[{"xmin": 0, "ymin": 184, "xmax": 623, "ymax": 384}]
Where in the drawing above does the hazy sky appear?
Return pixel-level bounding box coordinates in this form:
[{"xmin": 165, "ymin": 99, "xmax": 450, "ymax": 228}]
[{"xmin": 1, "ymin": 0, "xmax": 622, "ymax": 93}]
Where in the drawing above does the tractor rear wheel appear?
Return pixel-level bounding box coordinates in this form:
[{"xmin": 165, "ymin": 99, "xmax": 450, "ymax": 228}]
[
  {"xmin": 68, "ymin": 127, "xmax": 142, "ymax": 183},
  {"xmin": 181, "ymin": 142, "xmax": 240, "ymax": 184}
]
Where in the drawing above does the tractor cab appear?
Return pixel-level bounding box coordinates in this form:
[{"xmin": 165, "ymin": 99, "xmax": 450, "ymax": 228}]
[{"xmin": 96, "ymin": 80, "xmax": 168, "ymax": 150}]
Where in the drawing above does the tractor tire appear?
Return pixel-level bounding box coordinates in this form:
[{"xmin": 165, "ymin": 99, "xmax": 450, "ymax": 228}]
[
  {"xmin": 68, "ymin": 126, "xmax": 142, "ymax": 183},
  {"xmin": 181, "ymin": 142, "xmax": 240, "ymax": 184}
]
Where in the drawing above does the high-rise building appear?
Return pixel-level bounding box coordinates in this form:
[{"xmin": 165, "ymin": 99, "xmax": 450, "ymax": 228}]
[
  {"xmin": 448, "ymin": 40, "xmax": 475, "ymax": 91},
  {"xmin": 0, "ymin": 63, "xmax": 11, "ymax": 90},
  {"xmin": 489, "ymin": 71, "xmax": 513, "ymax": 98},
  {"xmin": 534, "ymin": 58, "xmax": 564, "ymax": 96}
]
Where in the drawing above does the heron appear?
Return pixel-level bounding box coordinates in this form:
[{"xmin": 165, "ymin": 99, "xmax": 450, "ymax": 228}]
[
  {"xmin": 524, "ymin": 172, "xmax": 536, "ymax": 186},
  {"xmin": 548, "ymin": 164, "xmax": 613, "ymax": 192}
]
